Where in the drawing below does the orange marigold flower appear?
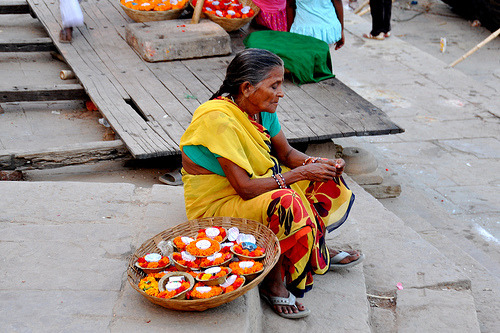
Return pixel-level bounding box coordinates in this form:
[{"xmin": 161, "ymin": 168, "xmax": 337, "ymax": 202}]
[
  {"xmin": 197, "ymin": 226, "xmax": 227, "ymax": 243},
  {"xmin": 186, "ymin": 238, "xmax": 220, "ymax": 257},
  {"xmin": 229, "ymin": 260, "xmax": 264, "ymax": 275},
  {"xmin": 222, "ymin": 275, "xmax": 245, "ymax": 293},
  {"xmin": 188, "ymin": 283, "xmax": 223, "ymax": 299},
  {"xmin": 196, "ymin": 267, "xmax": 229, "ymax": 281}
]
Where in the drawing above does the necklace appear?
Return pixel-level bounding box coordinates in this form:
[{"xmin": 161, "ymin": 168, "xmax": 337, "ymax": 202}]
[{"xmin": 230, "ymin": 96, "xmax": 259, "ymax": 122}]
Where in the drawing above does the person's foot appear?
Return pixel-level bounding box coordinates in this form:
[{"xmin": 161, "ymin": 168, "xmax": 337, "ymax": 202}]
[
  {"xmin": 259, "ymin": 282, "xmax": 305, "ymax": 315},
  {"xmin": 363, "ymin": 32, "xmax": 385, "ymax": 40},
  {"xmin": 384, "ymin": 31, "xmax": 391, "ymax": 38},
  {"xmin": 59, "ymin": 27, "xmax": 73, "ymax": 43},
  {"xmin": 329, "ymin": 249, "xmax": 361, "ymax": 264}
]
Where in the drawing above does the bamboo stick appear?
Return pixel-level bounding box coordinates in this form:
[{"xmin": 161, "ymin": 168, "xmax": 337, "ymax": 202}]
[
  {"xmin": 354, "ymin": 0, "xmax": 370, "ymax": 14},
  {"xmin": 449, "ymin": 28, "xmax": 500, "ymax": 67}
]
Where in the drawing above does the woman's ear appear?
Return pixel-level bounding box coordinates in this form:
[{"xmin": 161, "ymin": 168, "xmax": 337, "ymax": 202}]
[{"xmin": 240, "ymin": 81, "xmax": 254, "ymax": 98}]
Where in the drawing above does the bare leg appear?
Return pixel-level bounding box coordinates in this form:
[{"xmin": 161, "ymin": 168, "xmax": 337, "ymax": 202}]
[{"xmin": 259, "ymin": 255, "xmax": 306, "ymax": 314}]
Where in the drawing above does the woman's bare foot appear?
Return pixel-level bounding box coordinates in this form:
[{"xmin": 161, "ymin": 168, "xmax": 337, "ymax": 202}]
[
  {"xmin": 260, "ymin": 255, "xmax": 305, "ymax": 315},
  {"xmin": 259, "ymin": 280, "xmax": 305, "ymax": 315}
]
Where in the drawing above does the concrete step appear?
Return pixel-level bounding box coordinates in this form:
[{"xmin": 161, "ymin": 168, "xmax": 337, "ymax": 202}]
[
  {"xmin": 0, "ymin": 179, "xmax": 483, "ymax": 331},
  {"xmin": 347, "ymin": 179, "xmax": 482, "ymax": 332},
  {"xmin": 380, "ymin": 187, "xmax": 500, "ymax": 332},
  {"xmin": 0, "ymin": 181, "xmax": 371, "ymax": 332}
]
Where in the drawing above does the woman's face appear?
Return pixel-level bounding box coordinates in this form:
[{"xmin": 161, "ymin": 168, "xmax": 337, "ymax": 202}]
[{"xmin": 246, "ymin": 66, "xmax": 285, "ymax": 114}]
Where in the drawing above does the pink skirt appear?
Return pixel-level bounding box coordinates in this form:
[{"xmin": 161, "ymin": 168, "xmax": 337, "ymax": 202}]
[{"xmin": 255, "ymin": 8, "xmax": 288, "ymax": 31}]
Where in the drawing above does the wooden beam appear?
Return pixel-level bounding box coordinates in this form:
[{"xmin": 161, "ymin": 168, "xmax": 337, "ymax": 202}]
[
  {"xmin": 0, "ymin": 0, "xmax": 29, "ymax": 14},
  {"xmin": 0, "ymin": 140, "xmax": 130, "ymax": 170},
  {"xmin": 0, "ymin": 84, "xmax": 87, "ymax": 102},
  {"xmin": 0, "ymin": 38, "xmax": 55, "ymax": 52}
]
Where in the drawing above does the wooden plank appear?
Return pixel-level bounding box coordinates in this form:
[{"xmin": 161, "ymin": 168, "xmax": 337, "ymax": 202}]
[
  {"xmin": 0, "ymin": 140, "xmax": 130, "ymax": 170},
  {"xmin": 304, "ymin": 78, "xmax": 403, "ymax": 136},
  {"xmin": 0, "ymin": 0, "xmax": 29, "ymax": 14},
  {"xmin": 0, "ymin": 84, "xmax": 87, "ymax": 102},
  {"xmin": 284, "ymin": 81, "xmax": 355, "ymax": 139},
  {"xmin": 26, "ymin": 0, "xmax": 176, "ymax": 158},
  {"xmin": 79, "ymin": 1, "xmax": 189, "ymax": 146},
  {"xmin": 0, "ymin": 38, "xmax": 55, "ymax": 52}
]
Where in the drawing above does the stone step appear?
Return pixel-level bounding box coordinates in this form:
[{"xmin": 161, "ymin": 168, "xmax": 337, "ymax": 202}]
[
  {"xmin": 347, "ymin": 179, "xmax": 482, "ymax": 332},
  {"xmin": 0, "ymin": 178, "xmax": 483, "ymax": 331},
  {"xmin": 380, "ymin": 186, "xmax": 500, "ymax": 332}
]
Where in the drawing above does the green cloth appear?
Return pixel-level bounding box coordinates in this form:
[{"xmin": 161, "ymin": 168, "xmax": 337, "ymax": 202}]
[
  {"xmin": 183, "ymin": 111, "xmax": 282, "ymax": 177},
  {"xmin": 243, "ymin": 31, "xmax": 335, "ymax": 84}
]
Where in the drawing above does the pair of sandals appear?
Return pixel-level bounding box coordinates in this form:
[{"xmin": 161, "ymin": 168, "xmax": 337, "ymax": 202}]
[
  {"xmin": 363, "ymin": 31, "xmax": 391, "ymax": 40},
  {"xmin": 261, "ymin": 251, "xmax": 365, "ymax": 319}
]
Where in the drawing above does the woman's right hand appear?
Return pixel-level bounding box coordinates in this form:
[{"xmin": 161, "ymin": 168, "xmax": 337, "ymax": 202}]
[{"xmin": 294, "ymin": 163, "xmax": 339, "ymax": 182}]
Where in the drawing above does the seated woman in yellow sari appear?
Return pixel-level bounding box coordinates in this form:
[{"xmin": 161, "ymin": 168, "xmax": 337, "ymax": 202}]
[{"xmin": 180, "ymin": 48, "xmax": 363, "ymax": 319}]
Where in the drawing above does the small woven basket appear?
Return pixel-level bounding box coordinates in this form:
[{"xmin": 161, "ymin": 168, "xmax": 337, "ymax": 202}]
[
  {"xmin": 195, "ymin": 267, "xmax": 232, "ymax": 286},
  {"xmin": 134, "ymin": 260, "xmax": 171, "ymax": 274},
  {"xmin": 120, "ymin": 2, "xmax": 188, "ymax": 22},
  {"xmin": 189, "ymin": 0, "xmax": 260, "ymax": 31},
  {"xmin": 127, "ymin": 216, "xmax": 280, "ymax": 311},
  {"xmin": 230, "ymin": 244, "xmax": 266, "ymax": 261},
  {"xmin": 158, "ymin": 272, "xmax": 195, "ymax": 300}
]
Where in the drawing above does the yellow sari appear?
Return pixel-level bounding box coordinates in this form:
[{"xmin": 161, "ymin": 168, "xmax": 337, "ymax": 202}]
[{"xmin": 180, "ymin": 97, "xmax": 354, "ymax": 296}]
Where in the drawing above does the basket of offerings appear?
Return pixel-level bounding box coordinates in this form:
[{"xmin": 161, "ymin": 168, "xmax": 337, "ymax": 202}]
[
  {"xmin": 120, "ymin": 0, "xmax": 189, "ymax": 23},
  {"xmin": 190, "ymin": 0, "xmax": 260, "ymax": 31},
  {"xmin": 127, "ymin": 216, "xmax": 280, "ymax": 311}
]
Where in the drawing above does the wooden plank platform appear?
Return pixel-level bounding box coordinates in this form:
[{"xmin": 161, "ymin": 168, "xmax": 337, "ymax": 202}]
[
  {"xmin": 0, "ymin": 0, "xmax": 30, "ymax": 15},
  {"xmin": 0, "ymin": 84, "xmax": 87, "ymax": 102},
  {"xmin": 25, "ymin": 0, "xmax": 403, "ymax": 159},
  {"xmin": 0, "ymin": 38, "xmax": 55, "ymax": 52}
]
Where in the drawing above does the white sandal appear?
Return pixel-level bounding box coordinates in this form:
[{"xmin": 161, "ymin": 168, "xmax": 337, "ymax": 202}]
[
  {"xmin": 329, "ymin": 251, "xmax": 365, "ymax": 270},
  {"xmin": 260, "ymin": 291, "xmax": 311, "ymax": 319}
]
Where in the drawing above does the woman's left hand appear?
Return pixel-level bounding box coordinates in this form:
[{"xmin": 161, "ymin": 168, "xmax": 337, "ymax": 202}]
[{"xmin": 317, "ymin": 158, "xmax": 345, "ymax": 176}]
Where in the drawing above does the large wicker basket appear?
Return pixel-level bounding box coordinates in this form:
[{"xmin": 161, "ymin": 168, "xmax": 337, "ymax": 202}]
[
  {"xmin": 190, "ymin": 0, "xmax": 260, "ymax": 31},
  {"xmin": 120, "ymin": 2, "xmax": 188, "ymax": 22},
  {"xmin": 127, "ymin": 216, "xmax": 280, "ymax": 311}
]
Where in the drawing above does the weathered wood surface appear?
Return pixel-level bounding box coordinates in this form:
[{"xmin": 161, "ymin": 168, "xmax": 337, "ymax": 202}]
[
  {"xmin": 26, "ymin": 0, "xmax": 403, "ymax": 159},
  {"xmin": 0, "ymin": 84, "xmax": 87, "ymax": 102},
  {"xmin": 0, "ymin": 38, "xmax": 55, "ymax": 52},
  {"xmin": 0, "ymin": 140, "xmax": 130, "ymax": 170},
  {"xmin": 0, "ymin": 0, "xmax": 30, "ymax": 14}
]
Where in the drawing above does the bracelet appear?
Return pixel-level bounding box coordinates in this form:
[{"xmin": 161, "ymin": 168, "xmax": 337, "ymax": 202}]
[
  {"xmin": 276, "ymin": 173, "xmax": 286, "ymax": 189},
  {"xmin": 271, "ymin": 174, "xmax": 281, "ymax": 188},
  {"xmin": 272, "ymin": 173, "xmax": 287, "ymax": 189}
]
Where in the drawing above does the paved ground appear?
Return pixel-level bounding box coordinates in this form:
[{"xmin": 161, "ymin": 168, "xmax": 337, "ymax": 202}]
[
  {"xmin": 334, "ymin": 0, "xmax": 500, "ymax": 277},
  {"xmin": 1, "ymin": 0, "xmax": 499, "ymax": 331}
]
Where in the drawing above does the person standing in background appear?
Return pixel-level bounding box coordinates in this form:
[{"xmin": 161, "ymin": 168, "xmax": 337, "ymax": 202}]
[
  {"xmin": 363, "ymin": 0, "xmax": 392, "ymax": 40},
  {"xmin": 288, "ymin": 0, "xmax": 345, "ymax": 50},
  {"xmin": 59, "ymin": 0, "xmax": 84, "ymax": 43},
  {"xmin": 251, "ymin": 0, "xmax": 289, "ymax": 31}
]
